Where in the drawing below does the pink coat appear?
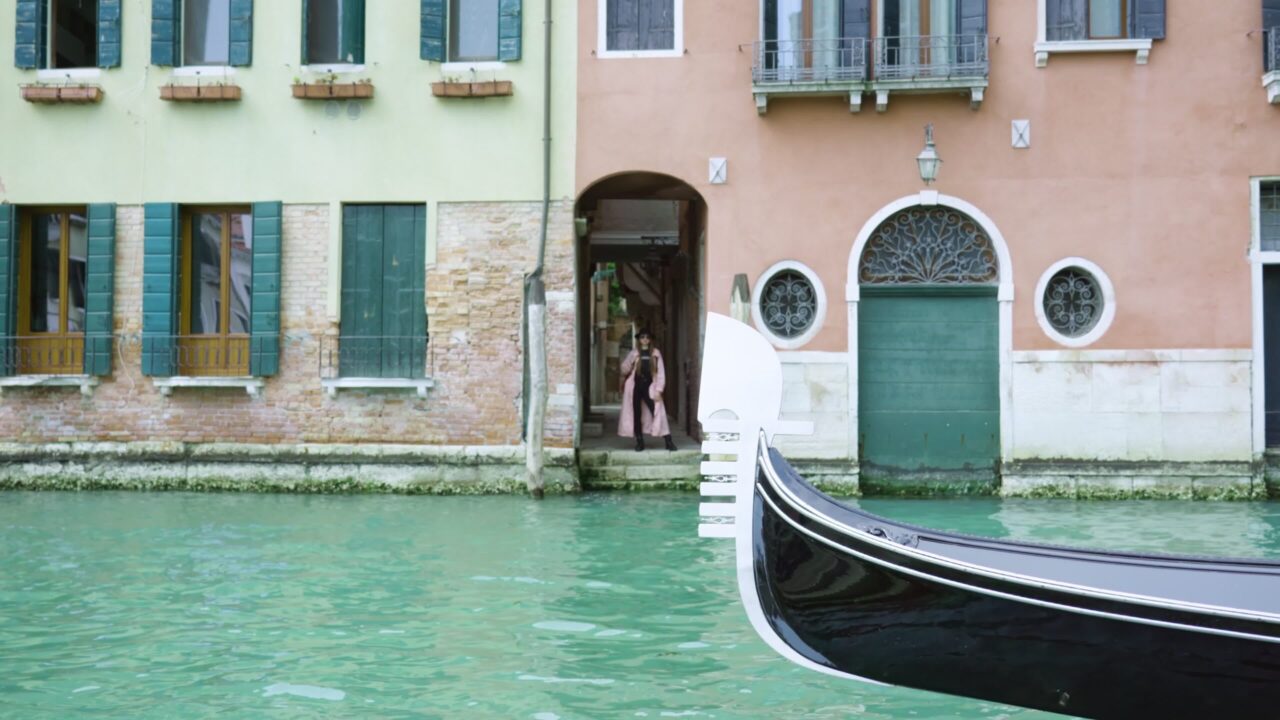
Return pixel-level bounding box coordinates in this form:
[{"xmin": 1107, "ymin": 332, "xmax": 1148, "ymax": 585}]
[{"xmin": 617, "ymin": 347, "xmax": 671, "ymax": 438}]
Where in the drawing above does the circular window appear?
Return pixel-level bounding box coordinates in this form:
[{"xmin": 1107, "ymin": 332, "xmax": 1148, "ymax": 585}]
[
  {"xmin": 751, "ymin": 261, "xmax": 826, "ymax": 349},
  {"xmin": 1035, "ymin": 259, "xmax": 1115, "ymax": 347}
]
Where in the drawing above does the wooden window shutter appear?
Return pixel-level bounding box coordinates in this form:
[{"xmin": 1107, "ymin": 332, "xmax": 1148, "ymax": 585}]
[
  {"xmin": 341, "ymin": 0, "xmax": 365, "ymax": 63},
  {"xmin": 1129, "ymin": 0, "xmax": 1165, "ymax": 40},
  {"xmin": 421, "ymin": 0, "xmax": 446, "ymax": 60},
  {"xmin": 249, "ymin": 202, "xmax": 282, "ymax": 377},
  {"xmin": 1264, "ymin": 0, "xmax": 1280, "ymax": 68},
  {"xmin": 15, "ymin": 0, "xmax": 46, "ymax": 69},
  {"xmin": 0, "ymin": 205, "xmax": 16, "ymax": 377},
  {"xmin": 230, "ymin": 0, "xmax": 254, "ymax": 66},
  {"xmin": 83, "ymin": 204, "xmax": 116, "ymax": 377},
  {"xmin": 152, "ymin": 0, "xmax": 182, "ymax": 66},
  {"xmin": 638, "ymin": 0, "xmax": 673, "ymax": 51},
  {"xmin": 608, "ymin": 0, "xmax": 639, "ymax": 51},
  {"xmin": 340, "ymin": 206, "xmax": 384, "ymax": 378},
  {"xmin": 142, "ymin": 203, "xmax": 180, "ymax": 376},
  {"xmin": 380, "ymin": 206, "xmax": 427, "ymax": 379},
  {"xmin": 98, "ymin": 0, "xmax": 123, "ymax": 67},
  {"xmin": 499, "ymin": 0, "xmax": 522, "ymax": 61},
  {"xmin": 1045, "ymin": 0, "xmax": 1086, "ymax": 41}
]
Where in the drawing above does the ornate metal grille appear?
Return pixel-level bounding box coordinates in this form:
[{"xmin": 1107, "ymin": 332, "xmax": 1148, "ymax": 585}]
[
  {"xmin": 1042, "ymin": 268, "xmax": 1103, "ymax": 338},
  {"xmin": 859, "ymin": 207, "xmax": 998, "ymax": 285},
  {"xmin": 760, "ymin": 270, "xmax": 817, "ymax": 339}
]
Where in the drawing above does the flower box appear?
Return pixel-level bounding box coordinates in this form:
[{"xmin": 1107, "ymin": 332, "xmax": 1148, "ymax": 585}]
[
  {"xmin": 431, "ymin": 80, "xmax": 514, "ymax": 98},
  {"xmin": 20, "ymin": 84, "xmax": 104, "ymax": 104},
  {"xmin": 291, "ymin": 82, "xmax": 374, "ymax": 100},
  {"xmin": 160, "ymin": 84, "xmax": 242, "ymax": 102}
]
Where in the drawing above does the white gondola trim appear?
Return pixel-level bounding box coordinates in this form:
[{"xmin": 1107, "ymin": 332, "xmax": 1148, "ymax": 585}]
[
  {"xmin": 699, "ymin": 503, "xmax": 736, "ymax": 518},
  {"xmin": 700, "ymin": 461, "xmax": 738, "ymax": 475},
  {"xmin": 700, "ymin": 441, "xmax": 740, "ymax": 455},
  {"xmin": 699, "ymin": 482, "xmax": 738, "ymax": 497},
  {"xmin": 698, "ymin": 524, "xmax": 737, "ymax": 539}
]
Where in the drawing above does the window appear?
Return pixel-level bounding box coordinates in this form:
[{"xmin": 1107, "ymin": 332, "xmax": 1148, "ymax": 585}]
[
  {"xmin": 1034, "ymin": 258, "xmax": 1115, "ymax": 347},
  {"xmin": 1263, "ymin": 182, "xmax": 1280, "ymax": 252},
  {"xmin": 451, "ymin": 0, "xmax": 500, "ymax": 61},
  {"xmin": 306, "ymin": 0, "xmax": 364, "ymax": 64},
  {"xmin": 50, "ymin": 0, "xmax": 98, "ymax": 69},
  {"xmin": 751, "ymin": 260, "xmax": 827, "ymax": 349},
  {"xmin": 179, "ymin": 207, "xmax": 252, "ymax": 376},
  {"xmin": 605, "ymin": 0, "xmax": 676, "ymax": 52},
  {"xmin": 422, "ymin": 0, "xmax": 521, "ymax": 64},
  {"xmin": 1087, "ymin": 0, "xmax": 1122, "ymax": 38},
  {"xmin": 339, "ymin": 205, "xmax": 427, "ymax": 379},
  {"xmin": 16, "ymin": 208, "xmax": 87, "ymax": 374},
  {"xmin": 1043, "ymin": 0, "xmax": 1164, "ymax": 42},
  {"xmin": 183, "ymin": 0, "xmax": 231, "ymax": 66}
]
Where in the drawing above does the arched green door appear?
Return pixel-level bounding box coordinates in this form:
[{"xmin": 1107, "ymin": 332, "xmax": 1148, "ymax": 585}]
[{"xmin": 857, "ymin": 206, "xmax": 1000, "ymax": 493}]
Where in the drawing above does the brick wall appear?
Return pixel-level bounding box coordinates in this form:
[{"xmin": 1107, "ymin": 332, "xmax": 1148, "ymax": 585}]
[{"xmin": 0, "ymin": 202, "xmax": 577, "ymax": 448}]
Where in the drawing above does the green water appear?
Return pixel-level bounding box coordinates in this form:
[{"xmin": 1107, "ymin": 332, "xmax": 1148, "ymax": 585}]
[{"xmin": 4, "ymin": 492, "xmax": 1280, "ymax": 719}]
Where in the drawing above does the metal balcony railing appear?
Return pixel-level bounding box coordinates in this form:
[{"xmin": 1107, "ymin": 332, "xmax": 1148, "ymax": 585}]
[
  {"xmin": 0, "ymin": 335, "xmax": 87, "ymax": 375},
  {"xmin": 873, "ymin": 35, "xmax": 989, "ymax": 81},
  {"xmin": 1268, "ymin": 27, "xmax": 1280, "ymax": 73},
  {"xmin": 752, "ymin": 37, "xmax": 868, "ymax": 84},
  {"xmin": 319, "ymin": 335, "xmax": 433, "ymax": 380},
  {"xmin": 141, "ymin": 335, "xmax": 252, "ymax": 376}
]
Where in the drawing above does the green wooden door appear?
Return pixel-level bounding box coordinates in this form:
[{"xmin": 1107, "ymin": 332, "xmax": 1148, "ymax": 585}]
[
  {"xmin": 340, "ymin": 205, "xmax": 426, "ymax": 378},
  {"xmin": 858, "ymin": 286, "xmax": 999, "ymax": 488}
]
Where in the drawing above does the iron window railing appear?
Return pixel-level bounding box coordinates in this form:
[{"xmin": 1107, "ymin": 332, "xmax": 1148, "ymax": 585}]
[
  {"xmin": 142, "ymin": 335, "xmax": 252, "ymax": 376},
  {"xmin": 873, "ymin": 35, "xmax": 989, "ymax": 81},
  {"xmin": 0, "ymin": 335, "xmax": 88, "ymax": 375},
  {"xmin": 319, "ymin": 335, "xmax": 434, "ymax": 380},
  {"xmin": 1268, "ymin": 27, "xmax": 1280, "ymax": 74},
  {"xmin": 752, "ymin": 37, "xmax": 868, "ymax": 84}
]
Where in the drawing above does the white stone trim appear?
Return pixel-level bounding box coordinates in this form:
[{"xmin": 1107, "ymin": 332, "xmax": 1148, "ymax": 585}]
[
  {"xmin": 322, "ymin": 377, "xmax": 435, "ymax": 399},
  {"xmin": 153, "ymin": 376, "xmax": 264, "ymax": 397},
  {"xmin": 777, "ymin": 351, "xmax": 848, "ymax": 364},
  {"xmin": 301, "ymin": 63, "xmax": 366, "ymax": 75},
  {"xmin": 1033, "ymin": 257, "xmax": 1116, "ymax": 348},
  {"xmin": 751, "ymin": 260, "xmax": 828, "ymax": 351},
  {"xmin": 1014, "ymin": 349, "xmax": 1252, "ymax": 364},
  {"xmin": 0, "ymin": 375, "xmax": 99, "ymax": 397},
  {"xmin": 1265, "ymin": 71, "xmax": 1280, "ymax": 104},
  {"xmin": 441, "ymin": 61, "xmax": 507, "ymax": 73},
  {"xmin": 846, "ymin": 191, "xmax": 1015, "ymax": 463},
  {"xmin": 1034, "ymin": 39, "xmax": 1152, "ymax": 67},
  {"xmin": 595, "ymin": 0, "xmax": 684, "ymax": 59},
  {"xmin": 35, "ymin": 67, "xmax": 101, "ymax": 81},
  {"xmin": 171, "ymin": 65, "xmax": 236, "ymax": 78}
]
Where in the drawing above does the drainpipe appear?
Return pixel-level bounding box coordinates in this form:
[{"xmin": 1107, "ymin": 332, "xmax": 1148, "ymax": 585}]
[{"xmin": 524, "ymin": 0, "xmax": 553, "ymax": 499}]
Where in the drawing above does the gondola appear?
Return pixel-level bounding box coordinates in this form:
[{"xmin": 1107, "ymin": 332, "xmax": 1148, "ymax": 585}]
[{"xmin": 695, "ymin": 313, "xmax": 1280, "ymax": 719}]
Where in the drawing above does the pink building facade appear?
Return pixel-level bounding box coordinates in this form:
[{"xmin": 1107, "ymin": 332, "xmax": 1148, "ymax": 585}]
[{"xmin": 577, "ymin": 0, "xmax": 1280, "ymax": 496}]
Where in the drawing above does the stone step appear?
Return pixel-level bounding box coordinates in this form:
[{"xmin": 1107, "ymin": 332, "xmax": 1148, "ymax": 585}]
[
  {"xmin": 581, "ymin": 422, "xmax": 604, "ymax": 438},
  {"xmin": 577, "ymin": 449, "xmax": 703, "ymax": 467},
  {"xmin": 579, "ymin": 464, "xmax": 703, "ymax": 483}
]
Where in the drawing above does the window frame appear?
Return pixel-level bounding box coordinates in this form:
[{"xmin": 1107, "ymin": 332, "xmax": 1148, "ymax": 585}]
[
  {"xmin": 15, "ymin": 205, "xmax": 88, "ymax": 375},
  {"xmin": 750, "ymin": 259, "xmax": 827, "ymax": 350},
  {"xmin": 179, "ymin": 205, "xmax": 252, "ymax": 377},
  {"xmin": 597, "ymin": 0, "xmax": 684, "ymax": 59},
  {"xmin": 1086, "ymin": 0, "xmax": 1126, "ymax": 40},
  {"xmin": 303, "ymin": 0, "xmax": 365, "ymax": 66},
  {"xmin": 180, "ymin": 0, "xmax": 233, "ymax": 68},
  {"xmin": 1033, "ymin": 257, "xmax": 1115, "ymax": 348},
  {"xmin": 1034, "ymin": 0, "xmax": 1153, "ymax": 66}
]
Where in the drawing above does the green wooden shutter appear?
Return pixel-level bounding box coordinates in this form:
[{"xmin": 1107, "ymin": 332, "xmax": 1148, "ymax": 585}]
[
  {"xmin": 142, "ymin": 203, "xmax": 180, "ymax": 377},
  {"xmin": 300, "ymin": 0, "xmax": 309, "ymax": 63},
  {"xmin": 380, "ymin": 206, "xmax": 427, "ymax": 378},
  {"xmin": 498, "ymin": 0, "xmax": 522, "ymax": 62},
  {"xmin": 15, "ymin": 0, "xmax": 46, "ymax": 69},
  {"xmin": 152, "ymin": 0, "xmax": 182, "ymax": 66},
  {"xmin": 342, "ymin": 0, "xmax": 366, "ymax": 63},
  {"xmin": 421, "ymin": 0, "xmax": 446, "ymax": 61},
  {"xmin": 229, "ymin": 0, "xmax": 253, "ymax": 66},
  {"xmin": 1045, "ymin": 0, "xmax": 1086, "ymax": 41},
  {"xmin": 1129, "ymin": 0, "xmax": 1165, "ymax": 40},
  {"xmin": 0, "ymin": 205, "xmax": 16, "ymax": 377},
  {"xmin": 83, "ymin": 204, "xmax": 116, "ymax": 377},
  {"xmin": 98, "ymin": 0, "xmax": 122, "ymax": 67},
  {"xmin": 340, "ymin": 206, "xmax": 385, "ymax": 377},
  {"xmin": 249, "ymin": 202, "xmax": 281, "ymax": 377}
]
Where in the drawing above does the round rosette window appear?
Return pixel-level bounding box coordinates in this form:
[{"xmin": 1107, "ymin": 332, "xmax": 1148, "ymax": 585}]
[
  {"xmin": 1036, "ymin": 260, "xmax": 1115, "ymax": 347},
  {"xmin": 752, "ymin": 262, "xmax": 826, "ymax": 349}
]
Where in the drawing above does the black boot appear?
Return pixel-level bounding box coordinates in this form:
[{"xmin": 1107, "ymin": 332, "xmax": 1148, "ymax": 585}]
[
  {"xmin": 664, "ymin": 435, "xmax": 677, "ymax": 451},
  {"xmin": 635, "ymin": 436, "xmax": 645, "ymax": 452}
]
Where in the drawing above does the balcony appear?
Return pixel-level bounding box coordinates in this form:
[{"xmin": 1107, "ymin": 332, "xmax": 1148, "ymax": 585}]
[
  {"xmin": 751, "ymin": 38, "xmax": 868, "ymax": 114},
  {"xmin": 871, "ymin": 35, "xmax": 989, "ymax": 111},
  {"xmin": 1266, "ymin": 28, "xmax": 1280, "ymax": 104}
]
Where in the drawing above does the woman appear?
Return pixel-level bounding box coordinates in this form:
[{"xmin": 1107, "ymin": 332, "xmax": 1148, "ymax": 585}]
[{"xmin": 618, "ymin": 329, "xmax": 677, "ymax": 452}]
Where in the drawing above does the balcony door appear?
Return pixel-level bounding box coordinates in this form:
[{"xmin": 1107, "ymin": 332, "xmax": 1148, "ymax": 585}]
[
  {"xmin": 764, "ymin": 0, "xmax": 844, "ymax": 77},
  {"xmin": 883, "ymin": 0, "xmax": 956, "ymax": 72},
  {"xmin": 16, "ymin": 209, "xmax": 87, "ymax": 374}
]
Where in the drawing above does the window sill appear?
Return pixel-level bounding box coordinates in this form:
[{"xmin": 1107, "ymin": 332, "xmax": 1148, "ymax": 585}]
[
  {"xmin": 441, "ymin": 61, "xmax": 506, "ymax": 73},
  {"xmin": 1265, "ymin": 71, "xmax": 1280, "ymax": 104},
  {"xmin": 0, "ymin": 375, "xmax": 99, "ymax": 397},
  {"xmin": 596, "ymin": 49, "xmax": 683, "ymax": 59},
  {"xmin": 36, "ymin": 67, "xmax": 101, "ymax": 81},
  {"xmin": 152, "ymin": 376, "xmax": 264, "ymax": 397},
  {"xmin": 1034, "ymin": 39, "xmax": 1153, "ymax": 67},
  {"xmin": 322, "ymin": 377, "xmax": 435, "ymax": 399},
  {"xmin": 171, "ymin": 65, "xmax": 236, "ymax": 78},
  {"xmin": 302, "ymin": 63, "xmax": 366, "ymax": 75}
]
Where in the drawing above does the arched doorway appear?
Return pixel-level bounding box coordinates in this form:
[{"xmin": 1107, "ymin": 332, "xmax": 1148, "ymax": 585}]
[
  {"xmin": 575, "ymin": 173, "xmax": 707, "ymax": 446},
  {"xmin": 848, "ymin": 195, "xmax": 1011, "ymax": 490}
]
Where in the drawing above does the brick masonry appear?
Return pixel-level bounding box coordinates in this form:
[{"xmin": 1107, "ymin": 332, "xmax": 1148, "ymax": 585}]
[{"xmin": 0, "ymin": 202, "xmax": 577, "ymax": 451}]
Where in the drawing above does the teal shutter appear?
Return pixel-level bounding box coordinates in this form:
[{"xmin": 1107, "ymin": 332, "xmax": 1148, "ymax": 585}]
[
  {"xmin": 1129, "ymin": 0, "xmax": 1165, "ymax": 40},
  {"xmin": 498, "ymin": 0, "xmax": 522, "ymax": 61},
  {"xmin": 300, "ymin": 0, "xmax": 309, "ymax": 63},
  {"xmin": 381, "ymin": 206, "xmax": 427, "ymax": 378},
  {"xmin": 83, "ymin": 204, "xmax": 117, "ymax": 377},
  {"xmin": 142, "ymin": 203, "xmax": 180, "ymax": 377},
  {"xmin": 152, "ymin": 0, "xmax": 181, "ymax": 66},
  {"xmin": 98, "ymin": 0, "xmax": 122, "ymax": 67},
  {"xmin": 0, "ymin": 205, "xmax": 16, "ymax": 377},
  {"xmin": 15, "ymin": 0, "xmax": 46, "ymax": 69},
  {"xmin": 342, "ymin": 0, "xmax": 366, "ymax": 63},
  {"xmin": 340, "ymin": 206, "xmax": 385, "ymax": 377},
  {"xmin": 421, "ymin": 0, "xmax": 446, "ymax": 61},
  {"xmin": 229, "ymin": 0, "xmax": 253, "ymax": 66},
  {"xmin": 249, "ymin": 202, "xmax": 281, "ymax": 377}
]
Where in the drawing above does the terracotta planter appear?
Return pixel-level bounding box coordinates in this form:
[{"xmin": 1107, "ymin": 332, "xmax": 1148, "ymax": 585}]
[
  {"xmin": 292, "ymin": 82, "xmax": 374, "ymax": 100},
  {"xmin": 160, "ymin": 84, "xmax": 242, "ymax": 102},
  {"xmin": 431, "ymin": 81, "xmax": 514, "ymax": 98},
  {"xmin": 21, "ymin": 84, "xmax": 103, "ymax": 104}
]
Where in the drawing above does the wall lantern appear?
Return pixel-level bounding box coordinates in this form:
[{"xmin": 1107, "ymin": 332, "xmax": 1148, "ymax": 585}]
[{"xmin": 917, "ymin": 124, "xmax": 942, "ymax": 186}]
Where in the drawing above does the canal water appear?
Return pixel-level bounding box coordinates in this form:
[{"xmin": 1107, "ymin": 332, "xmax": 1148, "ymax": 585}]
[{"xmin": 4, "ymin": 491, "xmax": 1280, "ymax": 719}]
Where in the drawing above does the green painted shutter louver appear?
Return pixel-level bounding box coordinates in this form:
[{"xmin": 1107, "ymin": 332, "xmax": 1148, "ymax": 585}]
[
  {"xmin": 83, "ymin": 204, "xmax": 116, "ymax": 377},
  {"xmin": 229, "ymin": 0, "xmax": 254, "ymax": 66},
  {"xmin": 1129, "ymin": 0, "xmax": 1165, "ymax": 40},
  {"xmin": 249, "ymin": 202, "xmax": 282, "ymax": 377},
  {"xmin": 343, "ymin": 0, "xmax": 366, "ymax": 64},
  {"xmin": 152, "ymin": 0, "xmax": 182, "ymax": 67},
  {"xmin": 0, "ymin": 205, "xmax": 16, "ymax": 377},
  {"xmin": 142, "ymin": 203, "xmax": 180, "ymax": 377},
  {"xmin": 421, "ymin": 0, "xmax": 446, "ymax": 61},
  {"xmin": 340, "ymin": 206, "xmax": 427, "ymax": 379},
  {"xmin": 498, "ymin": 0, "xmax": 522, "ymax": 62},
  {"xmin": 1044, "ymin": 0, "xmax": 1086, "ymax": 41},
  {"xmin": 15, "ymin": 0, "xmax": 45, "ymax": 69},
  {"xmin": 98, "ymin": 0, "xmax": 122, "ymax": 67}
]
